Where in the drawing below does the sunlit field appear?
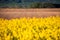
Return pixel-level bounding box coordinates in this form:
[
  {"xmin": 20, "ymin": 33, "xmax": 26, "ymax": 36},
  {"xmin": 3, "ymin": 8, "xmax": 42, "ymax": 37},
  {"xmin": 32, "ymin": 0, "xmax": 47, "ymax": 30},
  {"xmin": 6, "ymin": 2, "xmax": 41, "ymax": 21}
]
[{"xmin": 0, "ymin": 16, "xmax": 60, "ymax": 40}]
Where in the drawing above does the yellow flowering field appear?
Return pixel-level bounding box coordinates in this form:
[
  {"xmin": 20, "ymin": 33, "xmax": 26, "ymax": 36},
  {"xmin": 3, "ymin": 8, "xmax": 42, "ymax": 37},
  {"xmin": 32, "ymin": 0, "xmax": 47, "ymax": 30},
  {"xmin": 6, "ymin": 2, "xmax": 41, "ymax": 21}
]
[{"xmin": 0, "ymin": 16, "xmax": 60, "ymax": 40}]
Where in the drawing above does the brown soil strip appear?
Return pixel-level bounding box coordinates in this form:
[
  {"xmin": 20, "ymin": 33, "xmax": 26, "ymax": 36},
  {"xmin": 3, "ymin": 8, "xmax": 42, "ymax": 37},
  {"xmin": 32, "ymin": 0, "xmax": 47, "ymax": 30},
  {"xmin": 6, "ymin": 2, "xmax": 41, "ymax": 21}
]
[{"xmin": 0, "ymin": 8, "xmax": 60, "ymax": 19}]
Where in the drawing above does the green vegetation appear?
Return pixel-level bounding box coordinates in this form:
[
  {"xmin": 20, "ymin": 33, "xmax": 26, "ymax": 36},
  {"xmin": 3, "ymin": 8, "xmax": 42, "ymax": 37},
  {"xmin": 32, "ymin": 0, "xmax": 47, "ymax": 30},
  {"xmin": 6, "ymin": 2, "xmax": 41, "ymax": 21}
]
[
  {"xmin": 29, "ymin": 2, "xmax": 55, "ymax": 8},
  {"xmin": 0, "ymin": 2, "xmax": 55, "ymax": 8}
]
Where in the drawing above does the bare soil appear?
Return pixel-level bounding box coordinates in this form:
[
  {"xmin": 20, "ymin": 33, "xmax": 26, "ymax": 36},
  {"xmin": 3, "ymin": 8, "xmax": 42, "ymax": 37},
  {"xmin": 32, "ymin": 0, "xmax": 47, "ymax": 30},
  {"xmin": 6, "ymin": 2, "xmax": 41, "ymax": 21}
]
[{"xmin": 0, "ymin": 8, "xmax": 60, "ymax": 19}]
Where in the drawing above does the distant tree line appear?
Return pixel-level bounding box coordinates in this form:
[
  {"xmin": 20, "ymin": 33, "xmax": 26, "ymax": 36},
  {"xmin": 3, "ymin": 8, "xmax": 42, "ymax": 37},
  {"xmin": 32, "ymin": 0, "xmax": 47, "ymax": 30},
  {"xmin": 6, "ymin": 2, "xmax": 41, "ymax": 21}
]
[{"xmin": 0, "ymin": 2, "xmax": 60, "ymax": 8}]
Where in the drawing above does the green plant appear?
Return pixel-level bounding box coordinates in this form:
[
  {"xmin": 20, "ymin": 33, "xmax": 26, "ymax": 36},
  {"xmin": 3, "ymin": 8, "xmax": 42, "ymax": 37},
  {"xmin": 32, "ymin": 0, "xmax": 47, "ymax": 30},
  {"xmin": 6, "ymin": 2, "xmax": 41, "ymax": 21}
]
[{"xmin": 29, "ymin": 2, "xmax": 55, "ymax": 8}]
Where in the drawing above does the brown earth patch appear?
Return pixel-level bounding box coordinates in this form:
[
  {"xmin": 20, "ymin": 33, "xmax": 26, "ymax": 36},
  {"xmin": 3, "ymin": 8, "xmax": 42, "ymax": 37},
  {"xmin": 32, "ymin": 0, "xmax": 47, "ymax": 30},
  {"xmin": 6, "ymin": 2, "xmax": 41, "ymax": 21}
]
[{"xmin": 0, "ymin": 8, "xmax": 60, "ymax": 19}]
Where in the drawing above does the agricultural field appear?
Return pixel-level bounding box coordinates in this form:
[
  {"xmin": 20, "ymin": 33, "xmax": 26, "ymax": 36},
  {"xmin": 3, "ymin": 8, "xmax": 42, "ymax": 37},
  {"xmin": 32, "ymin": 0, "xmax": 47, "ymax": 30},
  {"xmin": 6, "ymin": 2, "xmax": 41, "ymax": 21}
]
[
  {"xmin": 0, "ymin": 16, "xmax": 60, "ymax": 40},
  {"xmin": 0, "ymin": 8, "xmax": 60, "ymax": 40},
  {"xmin": 0, "ymin": 8, "xmax": 60, "ymax": 19}
]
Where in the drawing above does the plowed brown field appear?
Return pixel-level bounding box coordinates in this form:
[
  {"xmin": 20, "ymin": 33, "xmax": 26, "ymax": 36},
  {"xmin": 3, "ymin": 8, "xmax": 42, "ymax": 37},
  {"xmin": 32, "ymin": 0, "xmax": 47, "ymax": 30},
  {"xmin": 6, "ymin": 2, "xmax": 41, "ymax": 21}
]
[{"xmin": 0, "ymin": 8, "xmax": 60, "ymax": 19}]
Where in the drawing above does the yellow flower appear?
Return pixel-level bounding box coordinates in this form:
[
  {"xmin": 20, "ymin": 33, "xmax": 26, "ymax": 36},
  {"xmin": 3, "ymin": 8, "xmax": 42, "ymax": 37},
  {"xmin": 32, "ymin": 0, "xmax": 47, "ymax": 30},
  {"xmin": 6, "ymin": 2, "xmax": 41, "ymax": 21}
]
[{"xmin": 0, "ymin": 16, "xmax": 60, "ymax": 40}]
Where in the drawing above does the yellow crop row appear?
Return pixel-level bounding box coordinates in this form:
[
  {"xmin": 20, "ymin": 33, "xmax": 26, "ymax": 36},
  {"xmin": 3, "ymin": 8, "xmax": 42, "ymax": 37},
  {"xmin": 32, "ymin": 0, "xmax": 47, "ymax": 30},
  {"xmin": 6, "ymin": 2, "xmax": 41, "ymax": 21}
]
[{"xmin": 0, "ymin": 16, "xmax": 60, "ymax": 40}]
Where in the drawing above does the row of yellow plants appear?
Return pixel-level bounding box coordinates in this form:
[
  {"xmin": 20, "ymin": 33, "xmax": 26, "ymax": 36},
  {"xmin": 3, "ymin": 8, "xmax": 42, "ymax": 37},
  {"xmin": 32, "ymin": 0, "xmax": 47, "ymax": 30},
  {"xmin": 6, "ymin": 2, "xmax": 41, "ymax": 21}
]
[{"xmin": 0, "ymin": 16, "xmax": 60, "ymax": 40}]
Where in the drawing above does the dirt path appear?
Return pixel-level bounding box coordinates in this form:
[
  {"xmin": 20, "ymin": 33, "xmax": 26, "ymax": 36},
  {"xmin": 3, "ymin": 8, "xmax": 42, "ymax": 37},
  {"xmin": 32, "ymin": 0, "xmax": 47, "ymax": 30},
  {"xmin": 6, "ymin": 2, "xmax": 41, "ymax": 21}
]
[{"xmin": 0, "ymin": 8, "xmax": 60, "ymax": 19}]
